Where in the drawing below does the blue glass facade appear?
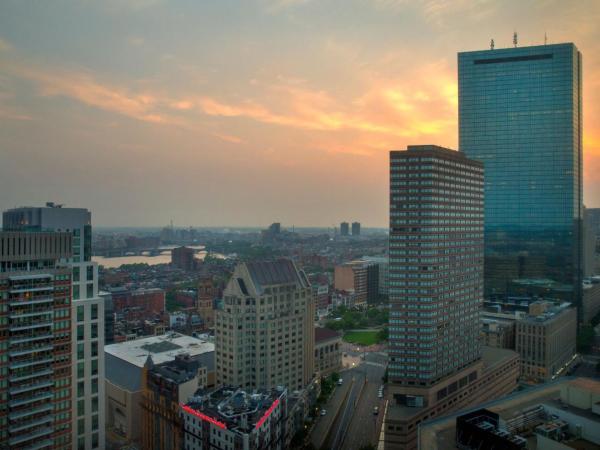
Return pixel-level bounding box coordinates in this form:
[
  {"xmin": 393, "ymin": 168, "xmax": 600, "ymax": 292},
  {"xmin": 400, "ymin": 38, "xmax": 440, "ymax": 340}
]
[{"xmin": 458, "ymin": 43, "xmax": 583, "ymax": 309}]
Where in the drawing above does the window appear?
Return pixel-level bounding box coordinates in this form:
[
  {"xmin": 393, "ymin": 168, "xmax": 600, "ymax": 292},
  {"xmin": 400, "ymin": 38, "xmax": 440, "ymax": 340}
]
[
  {"xmin": 78, "ymin": 381, "xmax": 84, "ymax": 398},
  {"xmin": 78, "ymin": 399, "xmax": 85, "ymax": 416},
  {"xmin": 77, "ymin": 325, "xmax": 84, "ymax": 341},
  {"xmin": 78, "ymin": 437, "xmax": 85, "ymax": 450},
  {"xmin": 91, "ymin": 304, "xmax": 98, "ymax": 320},
  {"xmin": 92, "ymin": 414, "xmax": 99, "ymax": 431},
  {"xmin": 91, "ymin": 323, "xmax": 98, "ymax": 339},
  {"xmin": 86, "ymin": 265, "xmax": 94, "ymax": 281},
  {"xmin": 78, "ymin": 418, "xmax": 85, "ymax": 434},
  {"xmin": 77, "ymin": 305, "xmax": 84, "ymax": 322},
  {"xmin": 91, "ymin": 359, "xmax": 98, "ymax": 375},
  {"xmin": 92, "ymin": 396, "xmax": 98, "ymax": 412},
  {"xmin": 92, "ymin": 378, "xmax": 98, "ymax": 394},
  {"xmin": 78, "ymin": 343, "xmax": 84, "ymax": 360},
  {"xmin": 77, "ymin": 362, "xmax": 84, "ymax": 379},
  {"xmin": 73, "ymin": 285, "xmax": 80, "ymax": 301},
  {"xmin": 87, "ymin": 283, "xmax": 93, "ymax": 298},
  {"xmin": 73, "ymin": 267, "xmax": 80, "ymax": 281}
]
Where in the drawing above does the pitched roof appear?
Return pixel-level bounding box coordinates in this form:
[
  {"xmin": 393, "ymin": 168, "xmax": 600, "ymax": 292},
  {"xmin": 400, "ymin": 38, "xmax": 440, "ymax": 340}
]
[
  {"xmin": 315, "ymin": 327, "xmax": 341, "ymax": 343},
  {"xmin": 245, "ymin": 259, "xmax": 309, "ymax": 290}
]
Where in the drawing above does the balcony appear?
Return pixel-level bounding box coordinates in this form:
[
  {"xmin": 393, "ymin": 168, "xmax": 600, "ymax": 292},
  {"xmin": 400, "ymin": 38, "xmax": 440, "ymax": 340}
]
[
  {"xmin": 8, "ymin": 391, "xmax": 53, "ymax": 408},
  {"xmin": 9, "ymin": 357, "xmax": 54, "ymax": 370},
  {"xmin": 9, "ymin": 345, "xmax": 54, "ymax": 358},
  {"xmin": 10, "ymin": 380, "xmax": 54, "ymax": 395},
  {"xmin": 9, "ymin": 285, "xmax": 54, "ymax": 294},
  {"xmin": 9, "ymin": 296, "xmax": 54, "ymax": 307},
  {"xmin": 9, "ymin": 368, "xmax": 53, "ymax": 383},
  {"xmin": 8, "ymin": 404, "xmax": 53, "ymax": 421},
  {"xmin": 9, "ymin": 415, "xmax": 53, "ymax": 433},
  {"xmin": 9, "ymin": 321, "xmax": 53, "ymax": 332},
  {"xmin": 8, "ymin": 425, "xmax": 53, "ymax": 446},
  {"xmin": 10, "ymin": 334, "xmax": 54, "ymax": 345},
  {"xmin": 9, "ymin": 310, "xmax": 53, "ymax": 320},
  {"xmin": 23, "ymin": 438, "xmax": 54, "ymax": 450}
]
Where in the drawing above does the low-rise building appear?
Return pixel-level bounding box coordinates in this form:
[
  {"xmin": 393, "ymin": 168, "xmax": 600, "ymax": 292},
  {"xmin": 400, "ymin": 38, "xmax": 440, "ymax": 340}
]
[
  {"xmin": 420, "ymin": 377, "xmax": 600, "ymax": 450},
  {"xmin": 583, "ymin": 281, "xmax": 600, "ymax": 325},
  {"xmin": 182, "ymin": 387, "xmax": 288, "ymax": 450},
  {"xmin": 383, "ymin": 346, "xmax": 520, "ymax": 450},
  {"xmin": 362, "ymin": 255, "xmax": 389, "ymax": 296},
  {"xmin": 141, "ymin": 353, "xmax": 207, "ymax": 450},
  {"xmin": 111, "ymin": 287, "xmax": 166, "ymax": 321},
  {"xmin": 104, "ymin": 332, "xmax": 214, "ymax": 448},
  {"xmin": 171, "ymin": 246, "xmax": 196, "ymax": 271},
  {"xmin": 516, "ymin": 301, "xmax": 577, "ymax": 383},
  {"xmin": 314, "ymin": 327, "xmax": 342, "ymax": 376},
  {"xmin": 334, "ymin": 260, "xmax": 379, "ymax": 306},
  {"xmin": 481, "ymin": 317, "xmax": 516, "ymax": 350}
]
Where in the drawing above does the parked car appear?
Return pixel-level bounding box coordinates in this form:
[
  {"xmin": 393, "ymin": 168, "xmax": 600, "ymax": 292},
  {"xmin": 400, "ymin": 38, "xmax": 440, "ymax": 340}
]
[
  {"xmin": 373, "ymin": 406, "xmax": 379, "ymax": 415},
  {"xmin": 337, "ymin": 378, "xmax": 343, "ymax": 385},
  {"xmin": 320, "ymin": 409, "xmax": 327, "ymax": 416}
]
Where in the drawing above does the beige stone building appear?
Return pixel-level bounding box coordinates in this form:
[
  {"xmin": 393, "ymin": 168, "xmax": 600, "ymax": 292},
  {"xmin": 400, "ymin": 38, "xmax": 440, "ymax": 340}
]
[
  {"xmin": 216, "ymin": 259, "xmax": 315, "ymax": 391},
  {"xmin": 314, "ymin": 327, "xmax": 342, "ymax": 376},
  {"xmin": 516, "ymin": 301, "xmax": 577, "ymax": 383}
]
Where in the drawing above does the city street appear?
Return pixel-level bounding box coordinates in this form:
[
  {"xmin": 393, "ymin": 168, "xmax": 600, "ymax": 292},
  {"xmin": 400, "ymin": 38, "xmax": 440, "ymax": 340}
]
[{"xmin": 310, "ymin": 351, "xmax": 388, "ymax": 450}]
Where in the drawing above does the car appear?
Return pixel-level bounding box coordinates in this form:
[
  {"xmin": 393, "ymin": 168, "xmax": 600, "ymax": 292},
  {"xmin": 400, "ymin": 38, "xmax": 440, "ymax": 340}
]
[
  {"xmin": 320, "ymin": 409, "xmax": 327, "ymax": 416},
  {"xmin": 378, "ymin": 391, "xmax": 384, "ymax": 398},
  {"xmin": 373, "ymin": 406, "xmax": 379, "ymax": 415},
  {"xmin": 337, "ymin": 378, "xmax": 343, "ymax": 385}
]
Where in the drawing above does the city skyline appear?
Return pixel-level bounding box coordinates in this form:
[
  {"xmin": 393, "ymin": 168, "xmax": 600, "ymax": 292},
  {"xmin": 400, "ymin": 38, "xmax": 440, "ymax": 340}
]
[{"xmin": 1, "ymin": 1, "xmax": 600, "ymax": 227}]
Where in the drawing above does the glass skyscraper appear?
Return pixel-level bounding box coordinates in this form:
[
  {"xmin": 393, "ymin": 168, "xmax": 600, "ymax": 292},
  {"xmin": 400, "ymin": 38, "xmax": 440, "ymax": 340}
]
[{"xmin": 458, "ymin": 43, "xmax": 583, "ymax": 311}]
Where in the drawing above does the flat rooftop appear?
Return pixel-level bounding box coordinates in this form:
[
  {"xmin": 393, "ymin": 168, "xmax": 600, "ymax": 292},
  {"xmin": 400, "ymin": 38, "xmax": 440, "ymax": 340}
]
[
  {"xmin": 105, "ymin": 332, "xmax": 214, "ymax": 367},
  {"xmin": 419, "ymin": 377, "xmax": 600, "ymax": 450},
  {"xmin": 184, "ymin": 386, "xmax": 285, "ymax": 434}
]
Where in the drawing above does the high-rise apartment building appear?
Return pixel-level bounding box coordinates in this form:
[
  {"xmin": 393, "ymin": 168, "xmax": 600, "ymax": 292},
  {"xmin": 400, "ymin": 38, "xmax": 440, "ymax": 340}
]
[
  {"xmin": 215, "ymin": 259, "xmax": 314, "ymax": 391},
  {"xmin": 340, "ymin": 222, "xmax": 349, "ymax": 236},
  {"xmin": 3, "ymin": 204, "xmax": 105, "ymax": 450},
  {"xmin": 0, "ymin": 231, "xmax": 73, "ymax": 449},
  {"xmin": 385, "ymin": 146, "xmax": 519, "ymax": 450},
  {"xmin": 458, "ymin": 43, "xmax": 583, "ymax": 311},
  {"xmin": 352, "ymin": 221, "xmax": 361, "ymax": 236}
]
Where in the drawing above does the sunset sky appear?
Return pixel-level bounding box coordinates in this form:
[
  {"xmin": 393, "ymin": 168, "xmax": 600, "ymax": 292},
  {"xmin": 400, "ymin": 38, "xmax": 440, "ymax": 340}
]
[{"xmin": 1, "ymin": 0, "xmax": 599, "ymax": 227}]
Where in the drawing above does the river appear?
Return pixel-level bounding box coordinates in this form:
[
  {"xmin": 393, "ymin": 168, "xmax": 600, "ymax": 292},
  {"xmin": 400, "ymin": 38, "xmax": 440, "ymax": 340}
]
[{"xmin": 92, "ymin": 245, "xmax": 208, "ymax": 269}]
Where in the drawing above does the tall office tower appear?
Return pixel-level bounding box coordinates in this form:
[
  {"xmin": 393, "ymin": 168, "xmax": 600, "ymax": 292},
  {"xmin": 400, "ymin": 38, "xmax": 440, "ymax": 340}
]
[
  {"xmin": 351, "ymin": 221, "xmax": 361, "ymax": 236},
  {"xmin": 3, "ymin": 204, "xmax": 105, "ymax": 450},
  {"xmin": 0, "ymin": 231, "xmax": 73, "ymax": 449},
  {"xmin": 340, "ymin": 222, "xmax": 349, "ymax": 236},
  {"xmin": 458, "ymin": 43, "xmax": 583, "ymax": 312},
  {"xmin": 389, "ymin": 146, "xmax": 483, "ymax": 387},
  {"xmin": 385, "ymin": 146, "xmax": 519, "ymax": 450},
  {"xmin": 215, "ymin": 259, "xmax": 314, "ymax": 391},
  {"xmin": 583, "ymin": 207, "xmax": 597, "ymax": 277}
]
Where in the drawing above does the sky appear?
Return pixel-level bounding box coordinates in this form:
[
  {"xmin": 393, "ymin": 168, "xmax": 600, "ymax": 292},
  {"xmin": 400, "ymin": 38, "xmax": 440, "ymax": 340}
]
[{"xmin": 1, "ymin": 0, "xmax": 599, "ymax": 228}]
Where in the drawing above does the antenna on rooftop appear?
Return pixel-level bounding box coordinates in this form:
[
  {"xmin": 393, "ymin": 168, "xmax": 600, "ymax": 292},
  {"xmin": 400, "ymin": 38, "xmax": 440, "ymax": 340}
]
[
  {"xmin": 513, "ymin": 31, "xmax": 518, "ymax": 47},
  {"xmin": 544, "ymin": 32, "xmax": 548, "ymax": 45},
  {"xmin": 490, "ymin": 38, "xmax": 495, "ymax": 50}
]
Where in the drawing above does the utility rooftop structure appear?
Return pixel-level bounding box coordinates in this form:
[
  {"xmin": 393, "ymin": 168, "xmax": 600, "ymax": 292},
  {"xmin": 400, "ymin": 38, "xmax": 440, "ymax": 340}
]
[
  {"xmin": 182, "ymin": 386, "xmax": 288, "ymax": 450},
  {"xmin": 105, "ymin": 332, "xmax": 214, "ymax": 370}
]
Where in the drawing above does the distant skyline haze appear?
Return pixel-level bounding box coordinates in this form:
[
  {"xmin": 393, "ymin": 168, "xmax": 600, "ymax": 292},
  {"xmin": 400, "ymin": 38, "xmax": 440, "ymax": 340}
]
[{"xmin": 1, "ymin": 0, "xmax": 599, "ymax": 227}]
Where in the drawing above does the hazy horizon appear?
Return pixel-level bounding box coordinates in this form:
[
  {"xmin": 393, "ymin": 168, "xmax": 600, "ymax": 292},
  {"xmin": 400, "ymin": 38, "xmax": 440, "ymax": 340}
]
[{"xmin": 2, "ymin": 1, "xmax": 599, "ymax": 227}]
